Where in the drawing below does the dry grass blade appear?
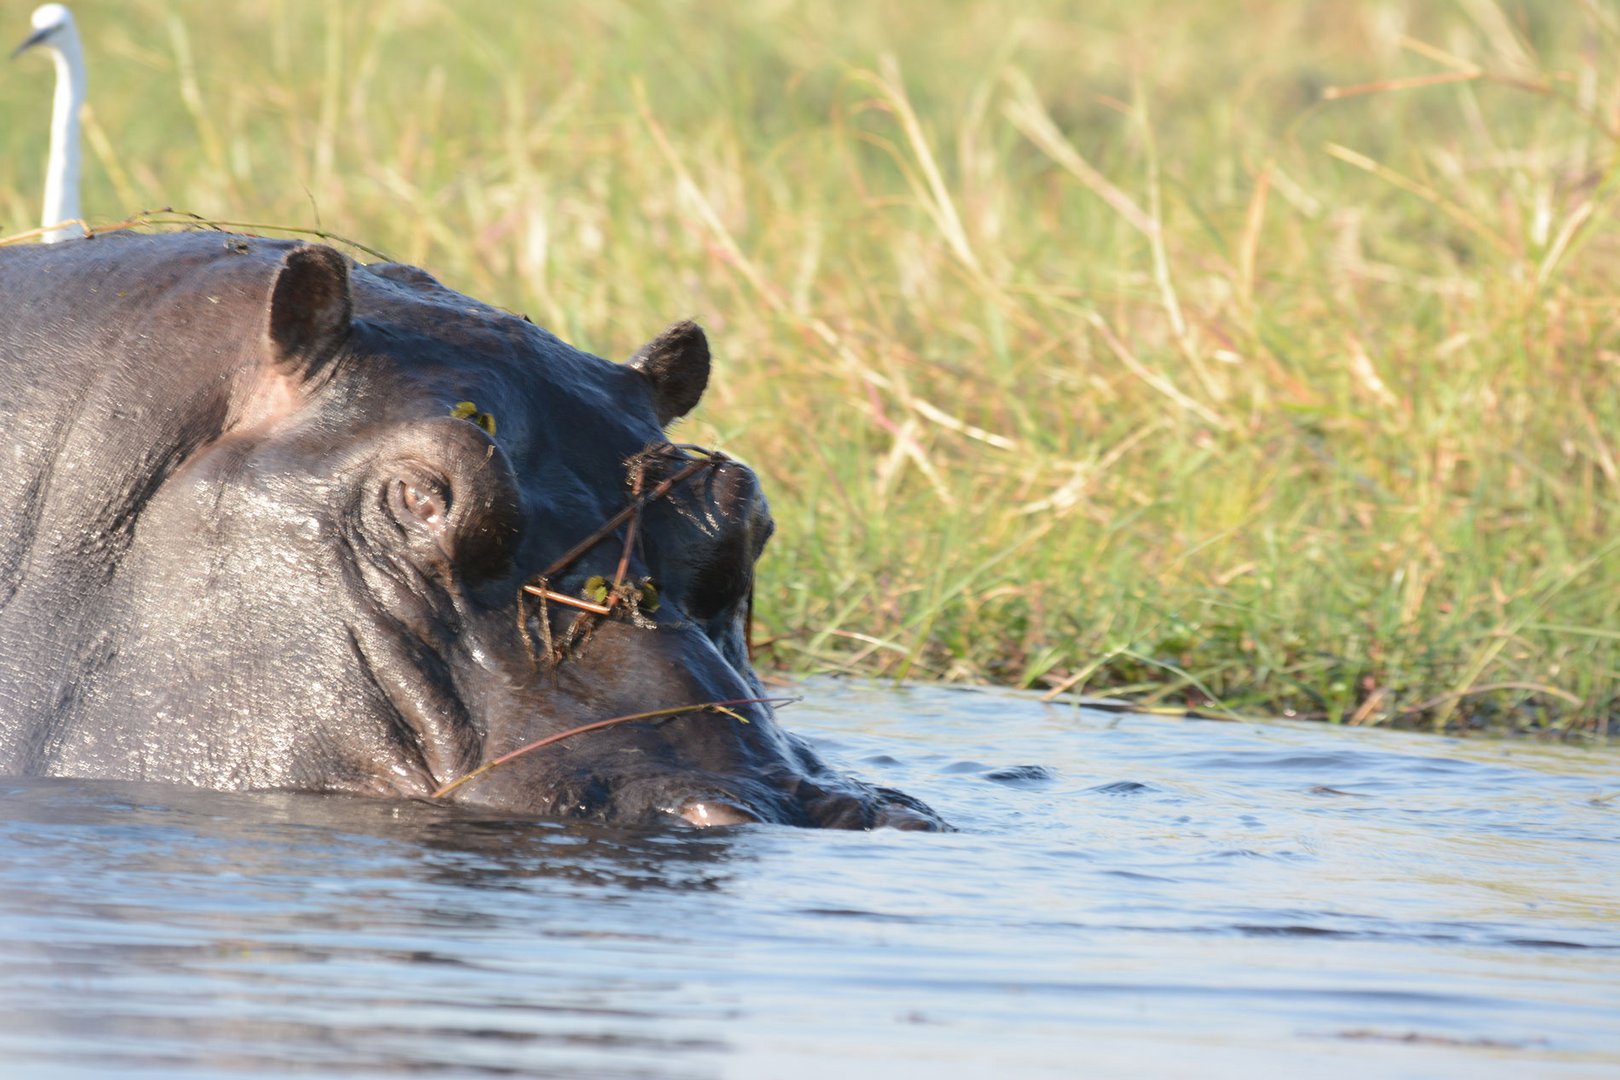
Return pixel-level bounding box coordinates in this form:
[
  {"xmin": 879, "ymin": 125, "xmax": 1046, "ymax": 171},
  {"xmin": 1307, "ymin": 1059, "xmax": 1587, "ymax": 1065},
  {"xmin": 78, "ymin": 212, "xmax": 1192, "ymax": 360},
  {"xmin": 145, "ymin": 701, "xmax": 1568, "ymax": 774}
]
[
  {"xmin": 1003, "ymin": 70, "xmax": 1155, "ymax": 236},
  {"xmin": 1394, "ymin": 33, "xmax": 1618, "ymax": 139},
  {"xmin": 0, "ymin": 221, "xmax": 87, "ymax": 246},
  {"xmin": 1134, "ymin": 78, "xmax": 1215, "ymax": 401},
  {"xmin": 1537, "ymin": 199, "xmax": 1602, "ymax": 288},
  {"xmin": 856, "ymin": 55, "xmax": 984, "ymax": 278},
  {"xmin": 166, "ymin": 14, "xmax": 239, "ymax": 205},
  {"xmin": 1323, "ymin": 71, "xmax": 1482, "ymax": 100},
  {"xmin": 78, "ymin": 104, "xmax": 139, "ymax": 212},
  {"xmin": 1085, "ymin": 311, "xmax": 1228, "ymax": 430},
  {"xmin": 1323, "ymin": 143, "xmax": 1515, "ymax": 257},
  {"xmin": 430, "ymin": 696, "xmax": 794, "ymax": 799},
  {"xmin": 633, "ymin": 78, "xmax": 1016, "ymax": 456},
  {"xmin": 1398, "ymin": 681, "xmax": 1583, "ymax": 720},
  {"xmin": 1237, "ymin": 163, "xmax": 1273, "ymax": 308}
]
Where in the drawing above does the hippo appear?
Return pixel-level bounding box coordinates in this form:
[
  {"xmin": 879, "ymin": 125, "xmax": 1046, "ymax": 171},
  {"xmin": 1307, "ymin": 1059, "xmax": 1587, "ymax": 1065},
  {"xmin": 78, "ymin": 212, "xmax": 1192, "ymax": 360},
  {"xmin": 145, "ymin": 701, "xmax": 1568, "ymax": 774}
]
[{"xmin": 0, "ymin": 230, "xmax": 945, "ymax": 830}]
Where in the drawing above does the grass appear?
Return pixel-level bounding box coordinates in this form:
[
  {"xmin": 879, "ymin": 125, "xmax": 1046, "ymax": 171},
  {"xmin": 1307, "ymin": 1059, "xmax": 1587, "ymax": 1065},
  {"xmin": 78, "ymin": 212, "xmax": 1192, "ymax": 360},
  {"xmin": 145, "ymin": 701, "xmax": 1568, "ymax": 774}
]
[{"xmin": 1, "ymin": 0, "xmax": 1616, "ymax": 735}]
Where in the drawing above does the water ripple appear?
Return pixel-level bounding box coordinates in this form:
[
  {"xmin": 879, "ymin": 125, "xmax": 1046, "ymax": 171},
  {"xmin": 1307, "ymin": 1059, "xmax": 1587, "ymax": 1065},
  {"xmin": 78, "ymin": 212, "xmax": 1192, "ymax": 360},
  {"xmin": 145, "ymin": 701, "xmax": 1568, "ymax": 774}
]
[{"xmin": 0, "ymin": 678, "xmax": 1615, "ymax": 1078}]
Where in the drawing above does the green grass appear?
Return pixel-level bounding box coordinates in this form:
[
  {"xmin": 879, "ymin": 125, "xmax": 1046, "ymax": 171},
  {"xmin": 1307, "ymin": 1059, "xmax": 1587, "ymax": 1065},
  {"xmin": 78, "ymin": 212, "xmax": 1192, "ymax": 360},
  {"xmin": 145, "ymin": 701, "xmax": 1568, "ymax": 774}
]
[{"xmin": 3, "ymin": 0, "xmax": 1617, "ymax": 734}]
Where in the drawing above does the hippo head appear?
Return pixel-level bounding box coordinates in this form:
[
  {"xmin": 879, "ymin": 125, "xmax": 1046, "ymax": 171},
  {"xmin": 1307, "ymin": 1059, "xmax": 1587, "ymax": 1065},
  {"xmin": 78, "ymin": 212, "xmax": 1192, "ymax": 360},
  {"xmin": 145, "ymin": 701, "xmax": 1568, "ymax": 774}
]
[{"xmin": 26, "ymin": 235, "xmax": 942, "ymax": 831}]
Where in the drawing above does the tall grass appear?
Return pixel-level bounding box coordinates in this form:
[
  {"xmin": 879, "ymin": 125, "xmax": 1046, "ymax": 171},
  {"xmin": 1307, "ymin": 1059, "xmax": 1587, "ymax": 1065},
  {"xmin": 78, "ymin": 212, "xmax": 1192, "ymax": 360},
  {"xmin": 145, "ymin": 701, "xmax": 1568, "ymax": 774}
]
[{"xmin": 2, "ymin": 0, "xmax": 1615, "ymax": 733}]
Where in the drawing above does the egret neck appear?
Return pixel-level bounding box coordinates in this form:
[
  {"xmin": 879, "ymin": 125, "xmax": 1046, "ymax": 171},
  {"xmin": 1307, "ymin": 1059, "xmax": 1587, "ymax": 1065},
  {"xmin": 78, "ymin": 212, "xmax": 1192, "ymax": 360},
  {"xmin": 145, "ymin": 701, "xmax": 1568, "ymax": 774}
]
[
  {"xmin": 43, "ymin": 29, "xmax": 84, "ymax": 242},
  {"xmin": 13, "ymin": 4, "xmax": 86, "ymax": 243}
]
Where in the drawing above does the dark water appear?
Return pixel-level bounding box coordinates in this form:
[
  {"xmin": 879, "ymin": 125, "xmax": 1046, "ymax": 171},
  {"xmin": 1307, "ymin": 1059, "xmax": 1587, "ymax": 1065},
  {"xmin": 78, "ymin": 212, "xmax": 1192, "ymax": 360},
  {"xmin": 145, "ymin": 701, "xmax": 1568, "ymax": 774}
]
[{"xmin": 0, "ymin": 681, "xmax": 1615, "ymax": 1079}]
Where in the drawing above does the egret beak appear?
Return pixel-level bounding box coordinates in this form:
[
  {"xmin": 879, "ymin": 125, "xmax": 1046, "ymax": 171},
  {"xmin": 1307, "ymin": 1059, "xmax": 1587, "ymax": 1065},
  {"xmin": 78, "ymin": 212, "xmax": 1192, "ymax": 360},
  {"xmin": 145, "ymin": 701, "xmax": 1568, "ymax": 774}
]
[{"xmin": 11, "ymin": 27, "xmax": 51, "ymax": 60}]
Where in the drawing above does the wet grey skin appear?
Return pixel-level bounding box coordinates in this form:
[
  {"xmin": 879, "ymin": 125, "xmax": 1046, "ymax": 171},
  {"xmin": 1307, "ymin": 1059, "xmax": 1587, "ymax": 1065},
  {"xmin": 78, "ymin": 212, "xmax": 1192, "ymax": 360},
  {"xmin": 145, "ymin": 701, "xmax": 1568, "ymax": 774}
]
[{"xmin": 0, "ymin": 231, "xmax": 945, "ymax": 831}]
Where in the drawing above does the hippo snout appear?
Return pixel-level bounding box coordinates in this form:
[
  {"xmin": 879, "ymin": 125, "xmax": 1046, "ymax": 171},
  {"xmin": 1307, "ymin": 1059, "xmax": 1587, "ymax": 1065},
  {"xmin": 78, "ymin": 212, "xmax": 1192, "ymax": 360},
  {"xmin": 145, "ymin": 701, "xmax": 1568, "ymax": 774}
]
[
  {"xmin": 445, "ymin": 617, "xmax": 946, "ymax": 831},
  {"xmin": 677, "ymin": 795, "xmax": 939, "ymax": 831}
]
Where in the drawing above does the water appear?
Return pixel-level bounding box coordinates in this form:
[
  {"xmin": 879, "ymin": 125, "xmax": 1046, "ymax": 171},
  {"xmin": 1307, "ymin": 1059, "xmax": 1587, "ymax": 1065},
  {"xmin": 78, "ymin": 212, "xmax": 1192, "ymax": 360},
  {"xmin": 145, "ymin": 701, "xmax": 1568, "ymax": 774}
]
[{"xmin": 0, "ymin": 680, "xmax": 1615, "ymax": 1079}]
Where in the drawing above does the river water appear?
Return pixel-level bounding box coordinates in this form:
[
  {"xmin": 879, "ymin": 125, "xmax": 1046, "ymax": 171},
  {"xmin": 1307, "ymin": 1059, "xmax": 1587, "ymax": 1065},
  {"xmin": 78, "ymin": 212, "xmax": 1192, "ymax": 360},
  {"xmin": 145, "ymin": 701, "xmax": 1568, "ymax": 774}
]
[{"xmin": 0, "ymin": 680, "xmax": 1614, "ymax": 1079}]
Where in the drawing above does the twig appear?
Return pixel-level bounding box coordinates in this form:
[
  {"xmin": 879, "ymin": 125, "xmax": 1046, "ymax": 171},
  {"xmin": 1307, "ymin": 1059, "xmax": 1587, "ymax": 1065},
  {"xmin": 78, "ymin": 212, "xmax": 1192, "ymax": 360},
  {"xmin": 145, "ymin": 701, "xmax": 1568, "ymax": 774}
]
[
  {"xmin": 431, "ymin": 695, "xmax": 795, "ymax": 799},
  {"xmin": 521, "ymin": 585, "xmax": 612, "ymax": 616},
  {"xmin": 531, "ymin": 454, "xmax": 715, "ymax": 582},
  {"xmin": 613, "ymin": 464, "xmax": 646, "ymax": 590},
  {"xmin": 14, "ymin": 207, "xmax": 399, "ymax": 261}
]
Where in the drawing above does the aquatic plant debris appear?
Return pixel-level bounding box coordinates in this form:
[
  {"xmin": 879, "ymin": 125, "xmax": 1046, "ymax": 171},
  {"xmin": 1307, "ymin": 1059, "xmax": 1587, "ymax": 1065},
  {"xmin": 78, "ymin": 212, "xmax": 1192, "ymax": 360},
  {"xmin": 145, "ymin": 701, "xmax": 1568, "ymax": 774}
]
[
  {"xmin": 517, "ymin": 443, "xmax": 731, "ymax": 667},
  {"xmin": 0, "ymin": 207, "xmax": 394, "ymax": 259},
  {"xmin": 449, "ymin": 400, "xmax": 496, "ymax": 436}
]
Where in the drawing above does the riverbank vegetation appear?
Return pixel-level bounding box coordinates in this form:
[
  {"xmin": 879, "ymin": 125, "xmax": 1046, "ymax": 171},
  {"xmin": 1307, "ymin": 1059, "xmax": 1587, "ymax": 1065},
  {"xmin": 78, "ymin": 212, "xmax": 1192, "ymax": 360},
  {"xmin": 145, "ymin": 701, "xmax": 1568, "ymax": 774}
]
[{"xmin": 2, "ymin": 1, "xmax": 1615, "ymax": 734}]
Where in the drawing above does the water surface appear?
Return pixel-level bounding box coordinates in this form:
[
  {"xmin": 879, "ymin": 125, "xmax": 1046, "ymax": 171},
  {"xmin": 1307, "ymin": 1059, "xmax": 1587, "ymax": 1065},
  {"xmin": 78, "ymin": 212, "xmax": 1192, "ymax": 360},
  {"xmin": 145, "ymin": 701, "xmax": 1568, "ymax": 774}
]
[{"xmin": 1, "ymin": 680, "xmax": 1615, "ymax": 1078}]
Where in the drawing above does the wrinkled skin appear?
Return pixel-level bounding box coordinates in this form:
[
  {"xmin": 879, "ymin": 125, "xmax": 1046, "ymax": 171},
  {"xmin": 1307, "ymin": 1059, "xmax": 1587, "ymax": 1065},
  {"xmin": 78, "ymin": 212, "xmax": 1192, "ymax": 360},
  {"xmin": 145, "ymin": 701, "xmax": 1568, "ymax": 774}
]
[{"xmin": 0, "ymin": 231, "xmax": 945, "ymax": 830}]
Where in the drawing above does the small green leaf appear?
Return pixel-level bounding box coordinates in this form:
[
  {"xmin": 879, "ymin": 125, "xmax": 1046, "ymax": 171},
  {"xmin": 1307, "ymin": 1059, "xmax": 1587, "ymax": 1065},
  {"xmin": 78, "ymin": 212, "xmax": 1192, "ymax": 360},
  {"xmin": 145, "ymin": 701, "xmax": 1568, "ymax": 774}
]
[
  {"xmin": 449, "ymin": 401, "xmax": 497, "ymax": 437},
  {"xmin": 584, "ymin": 576, "xmax": 609, "ymax": 604},
  {"xmin": 639, "ymin": 582, "xmax": 660, "ymax": 612}
]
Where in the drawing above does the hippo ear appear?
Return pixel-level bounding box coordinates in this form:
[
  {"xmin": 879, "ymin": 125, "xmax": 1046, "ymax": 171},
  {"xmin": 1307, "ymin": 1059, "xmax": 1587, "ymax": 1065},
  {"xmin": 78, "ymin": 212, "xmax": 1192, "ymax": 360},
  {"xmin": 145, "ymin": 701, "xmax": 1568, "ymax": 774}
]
[
  {"xmin": 265, "ymin": 244, "xmax": 353, "ymax": 377},
  {"xmin": 627, "ymin": 320, "xmax": 710, "ymax": 426}
]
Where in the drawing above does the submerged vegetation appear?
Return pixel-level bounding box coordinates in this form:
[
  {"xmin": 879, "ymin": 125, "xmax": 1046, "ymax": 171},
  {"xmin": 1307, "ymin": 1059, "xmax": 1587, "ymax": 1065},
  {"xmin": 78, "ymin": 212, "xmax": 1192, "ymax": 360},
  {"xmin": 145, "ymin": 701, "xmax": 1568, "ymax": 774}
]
[{"xmin": 1, "ymin": 1, "xmax": 1615, "ymax": 734}]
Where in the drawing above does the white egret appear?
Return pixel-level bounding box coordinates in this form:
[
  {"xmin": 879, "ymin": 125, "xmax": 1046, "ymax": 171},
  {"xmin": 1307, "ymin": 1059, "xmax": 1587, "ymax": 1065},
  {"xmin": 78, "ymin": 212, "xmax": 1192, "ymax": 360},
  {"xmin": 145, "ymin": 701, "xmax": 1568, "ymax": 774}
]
[{"xmin": 12, "ymin": 4, "xmax": 85, "ymax": 243}]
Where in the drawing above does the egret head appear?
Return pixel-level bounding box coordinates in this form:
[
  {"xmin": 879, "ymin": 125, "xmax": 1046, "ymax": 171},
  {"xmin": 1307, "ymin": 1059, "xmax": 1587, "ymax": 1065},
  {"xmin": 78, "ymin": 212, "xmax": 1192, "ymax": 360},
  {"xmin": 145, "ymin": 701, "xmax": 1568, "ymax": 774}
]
[{"xmin": 12, "ymin": 4, "xmax": 76, "ymax": 59}]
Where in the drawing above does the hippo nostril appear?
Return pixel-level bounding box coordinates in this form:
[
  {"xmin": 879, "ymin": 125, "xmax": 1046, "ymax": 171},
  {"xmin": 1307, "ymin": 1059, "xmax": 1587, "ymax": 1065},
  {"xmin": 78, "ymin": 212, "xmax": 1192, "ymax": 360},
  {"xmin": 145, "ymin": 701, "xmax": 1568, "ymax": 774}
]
[
  {"xmin": 874, "ymin": 805, "xmax": 943, "ymax": 831},
  {"xmin": 679, "ymin": 799, "xmax": 760, "ymax": 827},
  {"xmin": 800, "ymin": 787, "xmax": 951, "ymax": 831}
]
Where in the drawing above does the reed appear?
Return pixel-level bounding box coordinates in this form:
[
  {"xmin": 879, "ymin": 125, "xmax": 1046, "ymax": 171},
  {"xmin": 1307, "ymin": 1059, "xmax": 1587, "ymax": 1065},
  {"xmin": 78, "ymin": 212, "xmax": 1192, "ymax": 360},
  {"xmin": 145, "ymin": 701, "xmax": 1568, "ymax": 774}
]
[{"xmin": 2, "ymin": 0, "xmax": 1614, "ymax": 733}]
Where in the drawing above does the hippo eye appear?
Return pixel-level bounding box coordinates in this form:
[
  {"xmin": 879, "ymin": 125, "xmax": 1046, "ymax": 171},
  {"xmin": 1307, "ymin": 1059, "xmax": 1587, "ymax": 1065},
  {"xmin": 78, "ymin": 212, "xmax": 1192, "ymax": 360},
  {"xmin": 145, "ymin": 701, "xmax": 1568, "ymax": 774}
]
[
  {"xmin": 388, "ymin": 474, "xmax": 449, "ymax": 530},
  {"xmin": 402, "ymin": 483, "xmax": 440, "ymax": 522}
]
